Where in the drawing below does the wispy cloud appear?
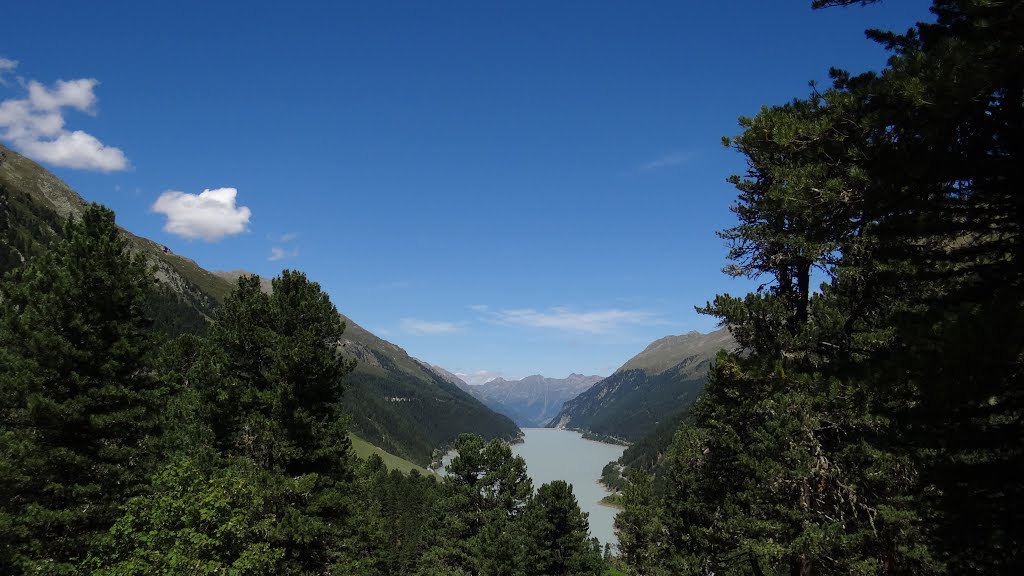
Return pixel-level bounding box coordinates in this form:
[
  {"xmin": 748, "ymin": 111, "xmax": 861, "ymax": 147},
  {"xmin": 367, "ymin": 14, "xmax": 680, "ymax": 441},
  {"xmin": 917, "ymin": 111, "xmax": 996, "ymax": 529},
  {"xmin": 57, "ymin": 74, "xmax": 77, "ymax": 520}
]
[
  {"xmin": 278, "ymin": 232, "xmax": 298, "ymax": 242},
  {"xmin": 455, "ymin": 369, "xmax": 502, "ymax": 385},
  {"xmin": 639, "ymin": 151, "xmax": 691, "ymax": 173},
  {"xmin": 0, "ymin": 58, "xmax": 17, "ymax": 85},
  {"xmin": 400, "ymin": 318, "xmax": 461, "ymax": 335},
  {"xmin": 491, "ymin": 306, "xmax": 663, "ymax": 335},
  {"xmin": 269, "ymin": 246, "xmax": 298, "ymax": 261},
  {"xmin": 0, "ymin": 59, "xmax": 128, "ymax": 171},
  {"xmin": 468, "ymin": 304, "xmax": 490, "ymax": 312},
  {"xmin": 151, "ymin": 187, "xmax": 252, "ymax": 241}
]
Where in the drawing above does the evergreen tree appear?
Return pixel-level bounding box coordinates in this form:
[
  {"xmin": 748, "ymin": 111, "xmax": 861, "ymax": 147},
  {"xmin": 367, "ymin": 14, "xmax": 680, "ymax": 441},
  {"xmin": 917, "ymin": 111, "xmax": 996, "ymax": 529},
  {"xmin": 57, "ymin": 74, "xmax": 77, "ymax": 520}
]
[
  {"xmin": 619, "ymin": 2, "xmax": 1024, "ymax": 574},
  {"xmin": 208, "ymin": 271, "xmax": 359, "ymax": 573},
  {"xmin": 87, "ymin": 459, "xmax": 286, "ymax": 575},
  {"xmin": 420, "ymin": 434, "xmax": 533, "ymax": 576},
  {"xmin": 719, "ymin": 91, "xmax": 867, "ymax": 331},
  {"xmin": 207, "ymin": 271, "xmax": 356, "ymax": 475},
  {"xmin": 0, "ymin": 205, "xmax": 161, "ymax": 574},
  {"xmin": 614, "ymin": 471, "xmax": 670, "ymax": 576},
  {"xmin": 524, "ymin": 481, "xmax": 603, "ymax": 576},
  {"xmin": 94, "ymin": 270, "xmax": 364, "ymax": 575}
]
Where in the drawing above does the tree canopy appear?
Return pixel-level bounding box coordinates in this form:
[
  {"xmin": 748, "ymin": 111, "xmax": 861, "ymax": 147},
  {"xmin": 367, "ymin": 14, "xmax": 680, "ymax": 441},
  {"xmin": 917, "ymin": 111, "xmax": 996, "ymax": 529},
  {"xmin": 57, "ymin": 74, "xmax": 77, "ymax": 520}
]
[{"xmin": 618, "ymin": 1, "xmax": 1024, "ymax": 573}]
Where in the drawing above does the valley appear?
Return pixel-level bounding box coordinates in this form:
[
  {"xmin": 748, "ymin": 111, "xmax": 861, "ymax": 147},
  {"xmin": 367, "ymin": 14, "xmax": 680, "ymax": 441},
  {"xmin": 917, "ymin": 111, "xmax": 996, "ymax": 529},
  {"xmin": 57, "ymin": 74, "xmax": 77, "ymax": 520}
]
[
  {"xmin": 3, "ymin": 1, "xmax": 1016, "ymax": 572},
  {"xmin": 455, "ymin": 373, "xmax": 604, "ymax": 427},
  {"xmin": 2, "ymin": 137, "xmax": 730, "ymax": 556}
]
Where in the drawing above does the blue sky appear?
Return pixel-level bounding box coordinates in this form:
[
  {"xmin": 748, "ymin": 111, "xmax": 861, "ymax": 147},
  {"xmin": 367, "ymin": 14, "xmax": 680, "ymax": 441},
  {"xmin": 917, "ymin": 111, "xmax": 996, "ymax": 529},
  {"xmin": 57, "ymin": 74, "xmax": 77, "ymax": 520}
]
[{"xmin": 1, "ymin": 0, "xmax": 933, "ymax": 381}]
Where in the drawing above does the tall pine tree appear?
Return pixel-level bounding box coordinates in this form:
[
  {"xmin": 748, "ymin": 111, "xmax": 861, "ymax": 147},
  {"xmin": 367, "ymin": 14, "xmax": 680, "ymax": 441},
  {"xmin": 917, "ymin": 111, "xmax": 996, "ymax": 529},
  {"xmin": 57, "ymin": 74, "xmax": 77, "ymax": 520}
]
[{"xmin": 0, "ymin": 205, "xmax": 160, "ymax": 574}]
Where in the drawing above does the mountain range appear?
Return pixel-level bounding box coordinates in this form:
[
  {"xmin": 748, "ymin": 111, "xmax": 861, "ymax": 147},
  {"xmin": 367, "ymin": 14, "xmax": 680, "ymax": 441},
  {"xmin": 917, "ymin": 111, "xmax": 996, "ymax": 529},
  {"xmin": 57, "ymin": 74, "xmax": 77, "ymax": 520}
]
[
  {"xmin": 548, "ymin": 327, "xmax": 736, "ymax": 442},
  {"xmin": 453, "ymin": 373, "xmax": 604, "ymax": 427},
  {"xmin": 0, "ymin": 143, "xmax": 519, "ymax": 467}
]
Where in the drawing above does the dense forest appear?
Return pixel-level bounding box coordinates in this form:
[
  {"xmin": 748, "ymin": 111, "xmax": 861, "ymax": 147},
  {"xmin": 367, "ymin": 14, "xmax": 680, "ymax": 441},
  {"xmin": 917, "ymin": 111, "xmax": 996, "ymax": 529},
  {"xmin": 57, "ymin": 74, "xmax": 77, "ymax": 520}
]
[
  {"xmin": 0, "ymin": 205, "xmax": 616, "ymax": 574},
  {"xmin": 616, "ymin": 1, "xmax": 1022, "ymax": 574}
]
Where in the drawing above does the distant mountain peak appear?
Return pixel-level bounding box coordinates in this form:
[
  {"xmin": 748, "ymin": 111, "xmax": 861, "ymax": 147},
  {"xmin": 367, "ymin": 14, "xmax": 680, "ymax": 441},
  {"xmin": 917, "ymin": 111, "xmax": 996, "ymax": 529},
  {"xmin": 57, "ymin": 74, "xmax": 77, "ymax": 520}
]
[{"xmin": 460, "ymin": 373, "xmax": 604, "ymax": 428}]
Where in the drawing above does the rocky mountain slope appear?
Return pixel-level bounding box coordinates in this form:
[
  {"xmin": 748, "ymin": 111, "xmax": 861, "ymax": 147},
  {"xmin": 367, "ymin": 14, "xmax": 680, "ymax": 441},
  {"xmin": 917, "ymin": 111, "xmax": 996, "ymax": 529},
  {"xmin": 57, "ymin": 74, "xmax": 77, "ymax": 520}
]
[
  {"xmin": 548, "ymin": 327, "xmax": 736, "ymax": 441},
  {"xmin": 420, "ymin": 363, "xmax": 473, "ymax": 392},
  {"xmin": 0, "ymin": 143, "xmax": 519, "ymax": 467},
  {"xmin": 460, "ymin": 373, "xmax": 604, "ymax": 427},
  {"xmin": 1, "ymin": 143, "xmax": 230, "ymax": 335}
]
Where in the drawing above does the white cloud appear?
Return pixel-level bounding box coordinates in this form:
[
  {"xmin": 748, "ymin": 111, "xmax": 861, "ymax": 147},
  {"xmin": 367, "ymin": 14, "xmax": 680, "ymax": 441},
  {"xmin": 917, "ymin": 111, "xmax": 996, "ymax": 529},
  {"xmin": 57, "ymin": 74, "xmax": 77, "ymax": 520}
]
[
  {"xmin": 456, "ymin": 369, "xmax": 502, "ymax": 385},
  {"xmin": 152, "ymin": 187, "xmax": 252, "ymax": 241},
  {"xmin": 27, "ymin": 79, "xmax": 98, "ymax": 111},
  {"xmin": 278, "ymin": 232, "xmax": 298, "ymax": 242},
  {"xmin": 639, "ymin": 151, "xmax": 691, "ymax": 172},
  {"xmin": 18, "ymin": 130, "xmax": 128, "ymax": 171},
  {"xmin": 0, "ymin": 58, "xmax": 17, "ymax": 84},
  {"xmin": 492, "ymin": 307, "xmax": 662, "ymax": 334},
  {"xmin": 0, "ymin": 62, "xmax": 128, "ymax": 172},
  {"xmin": 400, "ymin": 318, "xmax": 460, "ymax": 335},
  {"xmin": 269, "ymin": 246, "xmax": 298, "ymax": 261}
]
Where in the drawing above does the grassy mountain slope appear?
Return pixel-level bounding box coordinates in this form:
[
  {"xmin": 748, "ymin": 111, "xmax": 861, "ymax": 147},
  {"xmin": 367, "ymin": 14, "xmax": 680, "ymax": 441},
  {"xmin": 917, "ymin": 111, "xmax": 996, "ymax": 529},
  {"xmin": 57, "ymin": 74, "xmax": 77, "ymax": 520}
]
[
  {"xmin": 348, "ymin": 433, "xmax": 435, "ymax": 476},
  {"xmin": 202, "ymin": 290, "xmax": 522, "ymax": 468},
  {"xmin": 548, "ymin": 327, "xmax": 735, "ymax": 442},
  {"xmin": 460, "ymin": 374, "xmax": 603, "ymax": 427},
  {"xmin": 1, "ymin": 143, "xmax": 519, "ymax": 468},
  {"xmin": 337, "ymin": 316, "xmax": 521, "ymax": 466}
]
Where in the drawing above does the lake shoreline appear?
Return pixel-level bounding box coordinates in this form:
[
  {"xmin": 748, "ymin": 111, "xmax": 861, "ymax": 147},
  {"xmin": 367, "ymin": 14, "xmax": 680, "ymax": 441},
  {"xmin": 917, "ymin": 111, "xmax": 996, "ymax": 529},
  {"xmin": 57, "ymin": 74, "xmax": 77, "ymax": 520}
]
[{"xmin": 510, "ymin": 428, "xmax": 626, "ymax": 546}]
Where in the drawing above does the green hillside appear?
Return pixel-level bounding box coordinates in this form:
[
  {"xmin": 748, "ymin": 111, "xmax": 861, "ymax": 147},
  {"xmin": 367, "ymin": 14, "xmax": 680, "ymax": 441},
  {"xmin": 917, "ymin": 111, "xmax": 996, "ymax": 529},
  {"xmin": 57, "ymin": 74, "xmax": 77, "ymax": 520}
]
[
  {"xmin": 548, "ymin": 327, "xmax": 735, "ymax": 442},
  {"xmin": 214, "ymin": 271, "xmax": 522, "ymax": 467},
  {"xmin": 348, "ymin": 433, "xmax": 435, "ymax": 476},
  {"xmin": 0, "ymin": 143, "xmax": 519, "ymax": 469}
]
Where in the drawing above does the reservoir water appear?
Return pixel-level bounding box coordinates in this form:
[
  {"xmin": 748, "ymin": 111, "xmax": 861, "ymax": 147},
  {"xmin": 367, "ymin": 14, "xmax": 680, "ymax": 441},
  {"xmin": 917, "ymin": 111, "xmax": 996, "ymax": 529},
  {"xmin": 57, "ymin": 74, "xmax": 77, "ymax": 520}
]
[
  {"xmin": 444, "ymin": 427, "xmax": 626, "ymax": 547},
  {"xmin": 513, "ymin": 428, "xmax": 626, "ymax": 547}
]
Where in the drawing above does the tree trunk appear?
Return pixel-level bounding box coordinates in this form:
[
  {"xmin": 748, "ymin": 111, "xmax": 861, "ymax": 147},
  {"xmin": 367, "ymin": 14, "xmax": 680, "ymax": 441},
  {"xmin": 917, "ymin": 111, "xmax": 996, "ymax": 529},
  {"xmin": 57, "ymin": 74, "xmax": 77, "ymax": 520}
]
[{"xmin": 796, "ymin": 259, "xmax": 811, "ymax": 327}]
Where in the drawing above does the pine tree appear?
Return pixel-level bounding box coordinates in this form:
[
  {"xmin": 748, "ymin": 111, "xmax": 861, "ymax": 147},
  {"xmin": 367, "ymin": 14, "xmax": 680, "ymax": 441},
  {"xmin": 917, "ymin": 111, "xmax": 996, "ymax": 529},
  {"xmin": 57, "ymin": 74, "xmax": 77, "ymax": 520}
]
[
  {"xmin": 420, "ymin": 434, "xmax": 533, "ymax": 576},
  {"xmin": 0, "ymin": 205, "xmax": 160, "ymax": 573},
  {"xmin": 525, "ymin": 480, "xmax": 603, "ymax": 576},
  {"xmin": 207, "ymin": 270, "xmax": 355, "ymax": 475},
  {"xmin": 620, "ymin": 2, "xmax": 1024, "ymax": 573},
  {"xmin": 614, "ymin": 471, "xmax": 670, "ymax": 576}
]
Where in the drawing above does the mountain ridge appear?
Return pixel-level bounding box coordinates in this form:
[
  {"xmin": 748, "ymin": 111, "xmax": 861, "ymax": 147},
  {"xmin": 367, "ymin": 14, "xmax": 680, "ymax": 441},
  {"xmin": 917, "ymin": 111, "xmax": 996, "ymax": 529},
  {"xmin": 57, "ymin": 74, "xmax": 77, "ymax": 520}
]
[
  {"xmin": 458, "ymin": 373, "xmax": 604, "ymax": 427},
  {"xmin": 547, "ymin": 326, "xmax": 735, "ymax": 441}
]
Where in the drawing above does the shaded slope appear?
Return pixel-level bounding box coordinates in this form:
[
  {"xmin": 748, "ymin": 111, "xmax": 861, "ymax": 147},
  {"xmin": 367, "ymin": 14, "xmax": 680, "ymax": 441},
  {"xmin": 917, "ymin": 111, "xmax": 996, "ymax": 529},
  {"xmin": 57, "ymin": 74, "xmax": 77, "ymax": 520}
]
[
  {"xmin": 548, "ymin": 327, "xmax": 735, "ymax": 442},
  {"xmin": 336, "ymin": 317, "xmax": 520, "ymax": 466},
  {"xmin": 214, "ymin": 271, "xmax": 522, "ymax": 467}
]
